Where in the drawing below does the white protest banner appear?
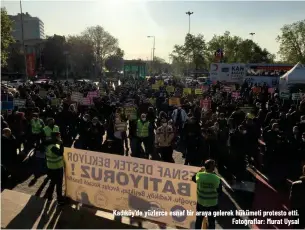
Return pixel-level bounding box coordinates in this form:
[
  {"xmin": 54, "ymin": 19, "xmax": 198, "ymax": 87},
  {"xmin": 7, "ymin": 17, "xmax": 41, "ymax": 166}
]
[
  {"xmin": 71, "ymin": 92, "xmax": 83, "ymax": 103},
  {"xmin": 13, "ymin": 99, "xmax": 26, "ymax": 108},
  {"xmin": 64, "ymin": 148, "xmax": 199, "ymax": 228}
]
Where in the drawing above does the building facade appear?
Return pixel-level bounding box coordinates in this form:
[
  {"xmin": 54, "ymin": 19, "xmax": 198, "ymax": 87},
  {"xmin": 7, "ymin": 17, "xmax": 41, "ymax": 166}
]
[{"xmin": 9, "ymin": 12, "xmax": 45, "ymax": 41}]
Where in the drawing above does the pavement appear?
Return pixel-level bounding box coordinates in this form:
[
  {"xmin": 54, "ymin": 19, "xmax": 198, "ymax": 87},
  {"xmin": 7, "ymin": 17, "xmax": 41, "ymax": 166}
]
[{"xmin": 1, "ymin": 144, "xmax": 292, "ymax": 229}]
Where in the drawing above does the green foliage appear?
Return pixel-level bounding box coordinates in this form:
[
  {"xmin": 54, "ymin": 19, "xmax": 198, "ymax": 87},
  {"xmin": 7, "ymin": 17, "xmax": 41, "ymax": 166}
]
[
  {"xmin": 66, "ymin": 35, "xmax": 95, "ymax": 75},
  {"xmin": 277, "ymin": 20, "xmax": 305, "ymax": 64},
  {"xmin": 105, "ymin": 48, "xmax": 124, "ymax": 72},
  {"xmin": 82, "ymin": 25, "xmax": 121, "ymax": 64},
  {"xmin": 1, "ymin": 7, "xmax": 14, "ymax": 67},
  {"xmin": 42, "ymin": 35, "xmax": 67, "ymax": 76},
  {"xmin": 171, "ymin": 31, "xmax": 275, "ymax": 75}
]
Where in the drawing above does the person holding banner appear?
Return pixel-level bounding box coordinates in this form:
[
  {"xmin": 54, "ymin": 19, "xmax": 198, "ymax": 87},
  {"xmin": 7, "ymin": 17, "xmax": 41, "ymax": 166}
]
[{"xmin": 192, "ymin": 159, "xmax": 222, "ymax": 229}]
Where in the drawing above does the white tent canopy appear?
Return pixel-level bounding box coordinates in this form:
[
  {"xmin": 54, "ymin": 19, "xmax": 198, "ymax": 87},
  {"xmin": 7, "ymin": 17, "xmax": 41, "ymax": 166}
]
[{"xmin": 280, "ymin": 62, "xmax": 305, "ymax": 85}]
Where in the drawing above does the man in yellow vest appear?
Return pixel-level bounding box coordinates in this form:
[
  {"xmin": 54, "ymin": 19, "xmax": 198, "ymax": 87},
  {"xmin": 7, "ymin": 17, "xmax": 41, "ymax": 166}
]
[
  {"xmin": 135, "ymin": 113, "xmax": 153, "ymax": 159},
  {"xmin": 43, "ymin": 118, "xmax": 60, "ymax": 145},
  {"xmin": 29, "ymin": 113, "xmax": 44, "ymax": 148},
  {"xmin": 45, "ymin": 131, "xmax": 65, "ymax": 205},
  {"xmin": 192, "ymin": 159, "xmax": 222, "ymax": 229}
]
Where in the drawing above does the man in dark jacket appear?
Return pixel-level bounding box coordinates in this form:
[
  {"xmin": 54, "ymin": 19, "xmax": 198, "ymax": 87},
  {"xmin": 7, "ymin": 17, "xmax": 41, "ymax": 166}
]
[
  {"xmin": 289, "ymin": 165, "xmax": 305, "ymax": 229},
  {"xmin": 1, "ymin": 128, "xmax": 18, "ymax": 176}
]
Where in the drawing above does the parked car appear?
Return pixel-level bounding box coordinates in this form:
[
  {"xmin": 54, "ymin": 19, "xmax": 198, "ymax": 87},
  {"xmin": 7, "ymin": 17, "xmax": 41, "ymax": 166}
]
[
  {"xmin": 1, "ymin": 84, "xmax": 18, "ymax": 96},
  {"xmin": 34, "ymin": 79, "xmax": 54, "ymax": 85},
  {"xmin": 9, "ymin": 79, "xmax": 33, "ymax": 88}
]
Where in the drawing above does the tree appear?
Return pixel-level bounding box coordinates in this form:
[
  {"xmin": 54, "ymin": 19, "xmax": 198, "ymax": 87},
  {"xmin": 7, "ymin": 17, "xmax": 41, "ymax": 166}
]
[
  {"xmin": 1, "ymin": 8, "xmax": 14, "ymax": 67},
  {"xmin": 170, "ymin": 34, "xmax": 208, "ymax": 75},
  {"xmin": 277, "ymin": 20, "xmax": 305, "ymax": 64},
  {"xmin": 104, "ymin": 48, "xmax": 124, "ymax": 72},
  {"xmin": 42, "ymin": 35, "xmax": 67, "ymax": 77},
  {"xmin": 66, "ymin": 35, "xmax": 95, "ymax": 76},
  {"xmin": 207, "ymin": 31, "xmax": 275, "ymax": 64},
  {"xmin": 82, "ymin": 26, "xmax": 121, "ymax": 69},
  {"xmin": 6, "ymin": 44, "xmax": 24, "ymax": 72}
]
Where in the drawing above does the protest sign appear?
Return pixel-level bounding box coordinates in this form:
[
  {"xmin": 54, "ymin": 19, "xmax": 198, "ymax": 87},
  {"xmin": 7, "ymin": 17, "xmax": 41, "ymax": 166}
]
[
  {"xmin": 166, "ymin": 86, "xmax": 175, "ymax": 93},
  {"xmin": 268, "ymin": 88, "xmax": 275, "ymax": 94},
  {"xmin": 240, "ymin": 105, "xmax": 255, "ymax": 114},
  {"xmin": 1, "ymin": 101, "xmax": 14, "ymax": 110},
  {"xmin": 51, "ymin": 98, "xmax": 61, "ymax": 106},
  {"xmin": 156, "ymin": 80, "xmax": 164, "ymax": 87},
  {"xmin": 149, "ymin": 98, "xmax": 156, "ymax": 106},
  {"xmin": 168, "ymin": 97, "xmax": 181, "ymax": 106},
  {"xmin": 87, "ymin": 91, "xmax": 100, "ymax": 99},
  {"xmin": 152, "ymin": 84, "xmax": 159, "ymax": 90},
  {"xmin": 231, "ymin": 92, "xmax": 240, "ymax": 99},
  {"xmin": 124, "ymin": 106, "xmax": 137, "ymax": 120},
  {"xmin": 279, "ymin": 90, "xmax": 290, "ymax": 99},
  {"xmin": 82, "ymin": 97, "xmax": 92, "ymax": 105},
  {"xmin": 195, "ymin": 89, "xmax": 203, "ymax": 95},
  {"xmin": 201, "ymin": 86, "xmax": 209, "ymax": 92},
  {"xmin": 183, "ymin": 88, "xmax": 192, "ymax": 95},
  {"xmin": 64, "ymin": 148, "xmax": 199, "ymax": 228},
  {"xmin": 71, "ymin": 92, "xmax": 83, "ymax": 103},
  {"xmin": 200, "ymin": 99, "xmax": 211, "ymax": 111},
  {"xmin": 223, "ymin": 86, "xmax": 231, "ymax": 92},
  {"xmin": 13, "ymin": 99, "xmax": 26, "ymax": 108},
  {"xmin": 292, "ymin": 93, "xmax": 303, "ymax": 101}
]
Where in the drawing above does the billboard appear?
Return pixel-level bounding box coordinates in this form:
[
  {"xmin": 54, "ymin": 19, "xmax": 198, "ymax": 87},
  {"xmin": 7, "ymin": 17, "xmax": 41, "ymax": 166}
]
[{"xmin": 209, "ymin": 63, "xmax": 245, "ymax": 83}]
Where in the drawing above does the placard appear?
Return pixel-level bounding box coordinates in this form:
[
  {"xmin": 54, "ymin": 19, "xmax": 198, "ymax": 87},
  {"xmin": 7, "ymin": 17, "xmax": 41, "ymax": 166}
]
[
  {"xmin": 231, "ymin": 92, "xmax": 240, "ymax": 99},
  {"xmin": 279, "ymin": 91, "xmax": 290, "ymax": 99},
  {"xmin": 168, "ymin": 97, "xmax": 181, "ymax": 106},
  {"xmin": 292, "ymin": 93, "xmax": 303, "ymax": 101},
  {"xmin": 71, "ymin": 92, "xmax": 83, "ymax": 103},
  {"xmin": 51, "ymin": 98, "xmax": 61, "ymax": 106},
  {"xmin": 166, "ymin": 86, "xmax": 175, "ymax": 93},
  {"xmin": 195, "ymin": 89, "xmax": 203, "ymax": 95},
  {"xmin": 13, "ymin": 99, "xmax": 26, "ymax": 108},
  {"xmin": 183, "ymin": 88, "xmax": 192, "ymax": 95},
  {"xmin": 200, "ymin": 99, "xmax": 211, "ymax": 111},
  {"xmin": 151, "ymin": 84, "xmax": 159, "ymax": 90}
]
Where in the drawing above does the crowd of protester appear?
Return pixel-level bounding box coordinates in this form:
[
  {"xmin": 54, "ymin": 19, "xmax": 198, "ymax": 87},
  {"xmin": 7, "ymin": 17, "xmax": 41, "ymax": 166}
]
[{"xmin": 1, "ymin": 76, "xmax": 305, "ymax": 226}]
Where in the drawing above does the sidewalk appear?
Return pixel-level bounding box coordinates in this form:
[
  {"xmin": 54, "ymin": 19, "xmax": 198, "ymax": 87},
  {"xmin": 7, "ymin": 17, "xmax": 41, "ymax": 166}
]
[{"xmin": 1, "ymin": 190, "xmax": 170, "ymax": 229}]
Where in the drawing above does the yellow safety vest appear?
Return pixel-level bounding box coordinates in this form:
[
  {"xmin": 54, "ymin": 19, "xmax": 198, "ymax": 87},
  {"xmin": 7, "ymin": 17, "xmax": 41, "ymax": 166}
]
[
  {"xmin": 196, "ymin": 172, "xmax": 220, "ymax": 207},
  {"xmin": 45, "ymin": 144, "xmax": 63, "ymax": 169},
  {"xmin": 136, "ymin": 120, "xmax": 150, "ymax": 138},
  {"xmin": 31, "ymin": 119, "xmax": 42, "ymax": 134},
  {"xmin": 43, "ymin": 125, "xmax": 60, "ymax": 140}
]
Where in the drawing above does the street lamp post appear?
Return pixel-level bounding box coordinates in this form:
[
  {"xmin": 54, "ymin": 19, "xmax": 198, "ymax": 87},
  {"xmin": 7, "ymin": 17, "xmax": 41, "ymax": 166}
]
[
  {"xmin": 249, "ymin": 32, "xmax": 255, "ymax": 40},
  {"xmin": 20, "ymin": 0, "xmax": 28, "ymax": 80},
  {"xmin": 185, "ymin": 11, "xmax": 193, "ymax": 34},
  {"xmin": 147, "ymin": 35, "xmax": 155, "ymax": 74}
]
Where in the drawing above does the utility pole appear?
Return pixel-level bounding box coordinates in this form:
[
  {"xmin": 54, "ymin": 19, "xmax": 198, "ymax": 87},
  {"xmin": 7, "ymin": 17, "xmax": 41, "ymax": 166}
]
[
  {"xmin": 185, "ymin": 11, "xmax": 193, "ymax": 34},
  {"xmin": 20, "ymin": 0, "xmax": 28, "ymax": 81},
  {"xmin": 147, "ymin": 35, "xmax": 155, "ymax": 74}
]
